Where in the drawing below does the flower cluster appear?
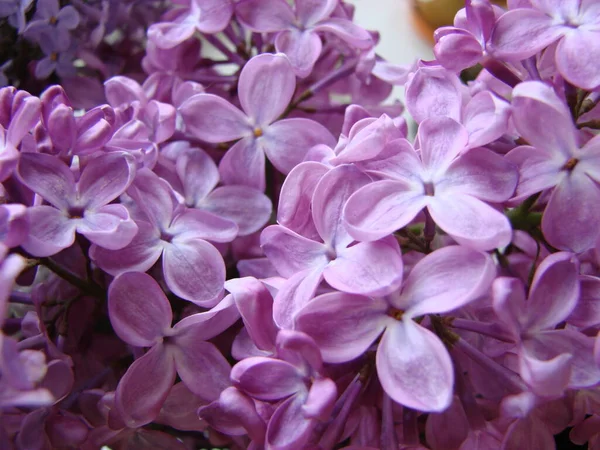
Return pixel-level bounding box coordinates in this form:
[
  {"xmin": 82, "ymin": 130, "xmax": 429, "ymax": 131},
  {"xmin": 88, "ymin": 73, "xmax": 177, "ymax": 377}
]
[{"xmin": 1, "ymin": 0, "xmax": 600, "ymax": 449}]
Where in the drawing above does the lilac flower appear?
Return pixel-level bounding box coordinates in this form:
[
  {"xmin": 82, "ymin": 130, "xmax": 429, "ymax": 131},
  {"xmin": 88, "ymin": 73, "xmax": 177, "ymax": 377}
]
[
  {"xmin": 490, "ymin": 0, "xmax": 600, "ymax": 89},
  {"xmin": 35, "ymin": 31, "xmax": 76, "ymax": 80},
  {"xmin": 24, "ymin": 0, "xmax": 80, "ymax": 49},
  {"xmin": 262, "ymin": 163, "xmax": 404, "ymax": 328},
  {"xmin": 507, "ymin": 81, "xmax": 600, "ymax": 252},
  {"xmin": 493, "ymin": 252, "xmax": 600, "ymax": 396},
  {"xmin": 180, "ymin": 53, "xmax": 336, "ymax": 190},
  {"xmin": 148, "ymin": 0, "xmax": 233, "ymax": 49},
  {"xmin": 0, "ymin": 204, "xmax": 28, "ymax": 248},
  {"xmin": 0, "ymin": 0, "xmax": 34, "ymax": 32},
  {"xmin": 108, "ymin": 271, "xmax": 239, "ymax": 427},
  {"xmin": 433, "ymin": 0, "xmax": 499, "ymax": 72},
  {"xmin": 0, "ymin": 88, "xmax": 40, "ymax": 181},
  {"xmin": 294, "ymin": 246, "xmax": 495, "ymax": 412},
  {"xmin": 16, "ymin": 151, "xmax": 138, "ymax": 257},
  {"xmin": 231, "ymin": 330, "xmax": 337, "ymax": 449},
  {"xmin": 236, "ymin": 0, "xmax": 373, "ymax": 77},
  {"xmin": 91, "ymin": 168, "xmax": 236, "ymax": 306},
  {"xmin": 344, "ymin": 116, "xmax": 517, "ymax": 251}
]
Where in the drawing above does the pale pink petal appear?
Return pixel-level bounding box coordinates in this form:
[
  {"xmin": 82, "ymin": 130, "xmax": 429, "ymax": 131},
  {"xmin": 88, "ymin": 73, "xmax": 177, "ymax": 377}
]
[
  {"xmin": 428, "ymin": 193, "xmax": 512, "ymax": 251},
  {"xmin": 108, "ymin": 272, "xmax": 172, "ymax": 347},
  {"xmin": 179, "ymin": 94, "xmax": 250, "ymax": 142},
  {"xmin": 344, "ymin": 180, "xmax": 427, "ymax": 242},
  {"xmin": 377, "ymin": 320, "xmax": 454, "ymax": 412},
  {"xmin": 162, "ymin": 239, "xmax": 225, "ymax": 306},
  {"xmin": 325, "ymin": 236, "xmax": 404, "ymax": 296},
  {"xmin": 219, "ymin": 138, "xmax": 266, "ymax": 191},
  {"xmin": 397, "ymin": 245, "xmax": 495, "ymax": 317},
  {"xmin": 239, "ymin": 53, "xmax": 296, "ymax": 126},
  {"xmin": 263, "ymin": 118, "xmax": 336, "ymax": 174},
  {"xmin": 115, "ymin": 344, "xmax": 176, "ymax": 428},
  {"xmin": 542, "ymin": 173, "xmax": 600, "ymax": 253},
  {"xmin": 294, "ymin": 292, "xmax": 388, "ymax": 363}
]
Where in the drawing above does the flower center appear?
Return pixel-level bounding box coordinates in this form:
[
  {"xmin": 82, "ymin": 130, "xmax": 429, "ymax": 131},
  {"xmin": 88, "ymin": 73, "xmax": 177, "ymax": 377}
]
[
  {"xmin": 387, "ymin": 307, "xmax": 404, "ymax": 320},
  {"xmin": 50, "ymin": 52, "xmax": 58, "ymax": 62},
  {"xmin": 253, "ymin": 127, "xmax": 263, "ymax": 138},
  {"xmin": 68, "ymin": 206, "xmax": 85, "ymax": 219},
  {"xmin": 49, "ymin": 16, "xmax": 58, "ymax": 25},
  {"xmin": 562, "ymin": 157, "xmax": 579, "ymax": 171},
  {"xmin": 424, "ymin": 181, "xmax": 435, "ymax": 196}
]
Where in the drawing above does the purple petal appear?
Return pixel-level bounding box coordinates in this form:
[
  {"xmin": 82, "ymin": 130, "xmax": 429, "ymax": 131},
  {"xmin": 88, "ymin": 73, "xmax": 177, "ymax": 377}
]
[
  {"xmin": 21, "ymin": 206, "xmax": 75, "ymax": 257},
  {"xmin": 231, "ymin": 357, "xmax": 302, "ymax": 400},
  {"xmin": 115, "ymin": 344, "xmax": 176, "ymax": 428},
  {"xmin": 526, "ymin": 252, "xmax": 580, "ymax": 331},
  {"xmin": 7, "ymin": 95, "xmax": 41, "ymax": 146},
  {"xmin": 277, "ymin": 161, "xmax": 328, "ymax": 240},
  {"xmin": 180, "ymin": 94, "xmax": 250, "ymax": 142},
  {"xmin": 172, "ymin": 294, "xmax": 240, "ymax": 340},
  {"xmin": 171, "ymin": 340, "xmax": 231, "ymax": 402},
  {"xmin": 89, "ymin": 221, "xmax": 162, "ymax": 276},
  {"xmin": 108, "ymin": 272, "xmax": 172, "ymax": 347},
  {"xmin": 276, "ymin": 329, "xmax": 323, "ymax": 371},
  {"xmin": 519, "ymin": 350, "xmax": 572, "ymax": 396},
  {"xmin": 219, "ymin": 138, "xmax": 265, "ymax": 191},
  {"xmin": 263, "ymin": 118, "xmax": 336, "ymax": 174},
  {"xmin": 492, "ymin": 277, "xmax": 527, "ymax": 337},
  {"xmin": 17, "ymin": 152, "xmax": 75, "ymax": 210},
  {"xmin": 275, "ymin": 29, "xmax": 322, "ymax": 78},
  {"xmin": 225, "ymin": 277, "xmax": 278, "ymax": 352},
  {"xmin": 266, "ymin": 394, "xmax": 315, "ymax": 449},
  {"xmin": 568, "ymin": 275, "xmax": 600, "ymax": 328},
  {"xmin": 239, "ymin": 53, "xmax": 295, "ymax": 126},
  {"xmin": 377, "ymin": 320, "xmax": 453, "ymax": 412},
  {"xmin": 77, "ymin": 204, "xmax": 138, "ymax": 250},
  {"xmin": 78, "ymin": 152, "xmax": 136, "ymax": 210},
  {"xmin": 261, "ymin": 225, "xmax": 328, "ymax": 277},
  {"xmin": 302, "ymin": 377, "xmax": 337, "ymax": 420},
  {"xmin": 313, "ymin": 18, "xmax": 373, "ymax": 49},
  {"xmin": 194, "ymin": 0, "xmax": 233, "ymax": 34},
  {"xmin": 511, "ymin": 81, "xmax": 577, "ymax": 159},
  {"xmin": 173, "ymin": 145, "xmax": 219, "ymax": 205},
  {"xmin": 557, "ymin": 29, "xmax": 600, "ymax": 90},
  {"xmin": 235, "ymin": 0, "xmax": 294, "ymax": 32},
  {"xmin": 427, "ymin": 193, "xmax": 513, "ymax": 251},
  {"xmin": 296, "ymin": 0, "xmax": 337, "ymax": 26},
  {"xmin": 462, "ymin": 91, "xmax": 510, "ymax": 148},
  {"xmin": 397, "ymin": 245, "xmax": 495, "ymax": 317},
  {"xmin": 162, "ymin": 239, "xmax": 225, "ymax": 306},
  {"xmin": 505, "ymin": 145, "xmax": 561, "ymax": 199},
  {"xmin": 145, "ymin": 100, "xmax": 176, "ymax": 143},
  {"xmin": 127, "ymin": 168, "xmax": 175, "ymax": 230},
  {"xmin": 405, "ymin": 67, "xmax": 463, "ymax": 124},
  {"xmin": 434, "ymin": 28, "xmax": 483, "ymax": 72},
  {"xmin": 169, "ymin": 208, "xmax": 238, "ymax": 243},
  {"xmin": 542, "ymin": 173, "xmax": 600, "ymax": 253},
  {"xmin": 312, "ymin": 164, "xmax": 370, "ymax": 249},
  {"xmin": 104, "ymin": 76, "xmax": 145, "ymax": 108},
  {"xmin": 56, "ymin": 5, "xmax": 79, "ymax": 29},
  {"xmin": 294, "ymin": 292, "xmax": 388, "ymax": 363},
  {"xmin": 272, "ymin": 267, "xmax": 324, "ymax": 329},
  {"xmin": 436, "ymin": 148, "xmax": 517, "ymax": 202},
  {"xmin": 324, "ymin": 236, "xmax": 404, "ymax": 296},
  {"xmin": 490, "ymin": 9, "xmax": 565, "ymax": 59},
  {"xmin": 418, "ymin": 116, "xmax": 468, "ymax": 176},
  {"xmin": 344, "ymin": 180, "xmax": 427, "ymax": 242},
  {"xmin": 148, "ymin": 22, "xmax": 196, "ymax": 49},
  {"xmin": 203, "ymin": 186, "xmax": 272, "ymax": 236}
]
